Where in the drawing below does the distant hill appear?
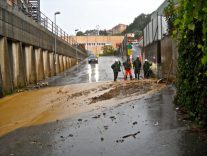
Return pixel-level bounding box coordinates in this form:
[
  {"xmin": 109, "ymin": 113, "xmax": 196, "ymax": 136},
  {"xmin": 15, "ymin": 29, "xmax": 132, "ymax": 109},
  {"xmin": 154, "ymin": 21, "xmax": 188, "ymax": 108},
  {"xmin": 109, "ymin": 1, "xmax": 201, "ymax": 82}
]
[
  {"xmin": 76, "ymin": 14, "xmax": 151, "ymax": 37},
  {"xmin": 123, "ymin": 13, "xmax": 151, "ymax": 38}
]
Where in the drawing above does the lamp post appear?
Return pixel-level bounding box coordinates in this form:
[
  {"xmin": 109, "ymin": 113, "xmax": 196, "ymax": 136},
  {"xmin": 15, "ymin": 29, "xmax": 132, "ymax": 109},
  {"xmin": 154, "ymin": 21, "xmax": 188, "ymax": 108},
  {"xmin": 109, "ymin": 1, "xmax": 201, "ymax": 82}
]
[
  {"xmin": 54, "ymin": 11, "xmax": 61, "ymax": 65},
  {"xmin": 96, "ymin": 25, "xmax": 100, "ymax": 56},
  {"xmin": 75, "ymin": 29, "xmax": 79, "ymax": 64}
]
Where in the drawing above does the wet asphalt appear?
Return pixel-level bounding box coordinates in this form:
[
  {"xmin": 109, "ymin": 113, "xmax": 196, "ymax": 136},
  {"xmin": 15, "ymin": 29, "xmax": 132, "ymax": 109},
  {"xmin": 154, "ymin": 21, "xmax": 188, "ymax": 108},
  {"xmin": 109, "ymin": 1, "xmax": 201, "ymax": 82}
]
[
  {"xmin": 48, "ymin": 56, "xmax": 123, "ymax": 86},
  {"xmin": 0, "ymin": 56, "xmax": 207, "ymax": 156}
]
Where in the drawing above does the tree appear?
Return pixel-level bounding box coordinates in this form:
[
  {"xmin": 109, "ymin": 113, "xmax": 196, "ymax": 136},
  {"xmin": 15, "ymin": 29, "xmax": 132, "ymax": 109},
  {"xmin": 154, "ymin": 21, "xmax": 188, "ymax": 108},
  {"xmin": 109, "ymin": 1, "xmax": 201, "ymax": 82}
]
[
  {"xmin": 99, "ymin": 29, "xmax": 108, "ymax": 36},
  {"xmin": 165, "ymin": 0, "xmax": 207, "ymax": 125},
  {"xmin": 101, "ymin": 45, "xmax": 115, "ymax": 55},
  {"xmin": 76, "ymin": 31, "xmax": 84, "ymax": 36},
  {"xmin": 122, "ymin": 13, "xmax": 151, "ymax": 38}
]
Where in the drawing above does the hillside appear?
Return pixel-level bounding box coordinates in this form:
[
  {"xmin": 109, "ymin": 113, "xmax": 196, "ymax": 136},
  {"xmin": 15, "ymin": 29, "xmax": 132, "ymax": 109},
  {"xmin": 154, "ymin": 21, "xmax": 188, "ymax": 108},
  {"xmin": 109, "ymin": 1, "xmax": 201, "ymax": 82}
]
[
  {"xmin": 76, "ymin": 13, "xmax": 151, "ymax": 37},
  {"xmin": 123, "ymin": 13, "xmax": 151, "ymax": 38}
]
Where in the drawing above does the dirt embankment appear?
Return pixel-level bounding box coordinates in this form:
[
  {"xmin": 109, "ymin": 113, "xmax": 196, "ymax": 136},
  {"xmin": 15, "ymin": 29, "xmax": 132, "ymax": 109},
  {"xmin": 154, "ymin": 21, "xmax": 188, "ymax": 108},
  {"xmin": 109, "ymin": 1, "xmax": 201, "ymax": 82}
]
[{"xmin": 0, "ymin": 79, "xmax": 165, "ymax": 136}]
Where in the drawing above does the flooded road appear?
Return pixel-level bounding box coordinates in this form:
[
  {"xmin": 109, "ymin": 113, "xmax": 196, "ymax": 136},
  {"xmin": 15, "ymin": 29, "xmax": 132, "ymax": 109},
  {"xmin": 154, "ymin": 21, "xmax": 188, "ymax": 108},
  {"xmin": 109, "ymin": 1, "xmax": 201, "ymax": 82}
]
[
  {"xmin": 0, "ymin": 56, "xmax": 207, "ymax": 156},
  {"xmin": 48, "ymin": 56, "xmax": 122, "ymax": 86}
]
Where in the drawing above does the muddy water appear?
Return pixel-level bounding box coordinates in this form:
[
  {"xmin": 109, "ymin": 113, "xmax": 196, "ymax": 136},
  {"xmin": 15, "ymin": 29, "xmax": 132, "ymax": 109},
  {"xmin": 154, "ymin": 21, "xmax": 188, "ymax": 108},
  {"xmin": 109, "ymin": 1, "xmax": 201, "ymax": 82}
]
[
  {"xmin": 1, "ymin": 85, "xmax": 207, "ymax": 156},
  {"xmin": 0, "ymin": 80, "xmax": 163, "ymax": 137}
]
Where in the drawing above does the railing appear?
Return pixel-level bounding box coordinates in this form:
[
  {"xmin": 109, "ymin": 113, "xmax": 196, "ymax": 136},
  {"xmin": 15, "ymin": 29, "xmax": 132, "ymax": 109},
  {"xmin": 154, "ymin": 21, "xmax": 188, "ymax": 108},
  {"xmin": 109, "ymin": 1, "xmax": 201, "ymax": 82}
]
[{"xmin": 5, "ymin": 0, "xmax": 80, "ymax": 48}]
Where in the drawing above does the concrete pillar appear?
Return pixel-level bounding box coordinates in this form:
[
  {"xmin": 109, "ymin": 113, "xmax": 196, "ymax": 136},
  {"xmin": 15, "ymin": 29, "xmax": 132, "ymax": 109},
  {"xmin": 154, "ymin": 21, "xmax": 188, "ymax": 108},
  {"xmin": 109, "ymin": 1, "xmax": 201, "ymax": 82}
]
[
  {"xmin": 65, "ymin": 57, "xmax": 68, "ymax": 69},
  {"xmin": 0, "ymin": 37, "xmax": 13, "ymax": 93},
  {"xmin": 43, "ymin": 50, "xmax": 50, "ymax": 78},
  {"xmin": 69, "ymin": 57, "xmax": 72, "ymax": 68},
  {"xmin": 65, "ymin": 57, "xmax": 69, "ymax": 69},
  {"xmin": 59, "ymin": 55, "xmax": 64, "ymax": 72},
  {"xmin": 63, "ymin": 56, "xmax": 67, "ymax": 70},
  {"xmin": 35, "ymin": 48, "xmax": 45, "ymax": 81},
  {"xmin": 71, "ymin": 58, "xmax": 76, "ymax": 66},
  {"xmin": 68, "ymin": 57, "xmax": 71, "ymax": 68},
  {"xmin": 55, "ymin": 54, "xmax": 60, "ymax": 74},
  {"xmin": 25, "ymin": 45, "xmax": 36, "ymax": 84},
  {"xmin": 0, "ymin": 65, "xmax": 3, "ymax": 98},
  {"xmin": 12, "ymin": 42, "xmax": 26, "ymax": 87},
  {"xmin": 49, "ymin": 52, "xmax": 55, "ymax": 76}
]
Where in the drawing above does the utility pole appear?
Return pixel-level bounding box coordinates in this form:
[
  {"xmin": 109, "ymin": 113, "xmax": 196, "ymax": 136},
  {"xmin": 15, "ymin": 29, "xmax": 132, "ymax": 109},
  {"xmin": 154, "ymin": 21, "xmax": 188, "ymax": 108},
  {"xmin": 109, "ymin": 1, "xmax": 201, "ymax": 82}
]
[
  {"xmin": 54, "ymin": 11, "xmax": 61, "ymax": 65},
  {"xmin": 96, "ymin": 25, "xmax": 100, "ymax": 56}
]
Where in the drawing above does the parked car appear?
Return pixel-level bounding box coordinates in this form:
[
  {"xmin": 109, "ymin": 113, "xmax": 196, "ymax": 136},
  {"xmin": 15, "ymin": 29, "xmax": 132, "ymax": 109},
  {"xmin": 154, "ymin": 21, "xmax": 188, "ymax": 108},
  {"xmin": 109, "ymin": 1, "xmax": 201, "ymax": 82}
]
[{"xmin": 88, "ymin": 55, "xmax": 98, "ymax": 64}]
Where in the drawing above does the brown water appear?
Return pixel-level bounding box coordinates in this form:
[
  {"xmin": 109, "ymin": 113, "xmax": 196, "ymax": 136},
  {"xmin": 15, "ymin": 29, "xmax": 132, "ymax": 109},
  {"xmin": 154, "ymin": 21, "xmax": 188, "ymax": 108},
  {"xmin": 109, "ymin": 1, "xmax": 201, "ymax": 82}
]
[{"xmin": 0, "ymin": 80, "xmax": 164, "ymax": 137}]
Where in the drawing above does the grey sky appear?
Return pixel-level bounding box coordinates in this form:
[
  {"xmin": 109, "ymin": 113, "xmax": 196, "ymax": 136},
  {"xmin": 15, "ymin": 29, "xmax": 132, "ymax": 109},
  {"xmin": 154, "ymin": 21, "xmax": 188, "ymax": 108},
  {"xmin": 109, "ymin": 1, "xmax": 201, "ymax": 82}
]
[{"xmin": 40, "ymin": 0, "xmax": 165, "ymax": 35}]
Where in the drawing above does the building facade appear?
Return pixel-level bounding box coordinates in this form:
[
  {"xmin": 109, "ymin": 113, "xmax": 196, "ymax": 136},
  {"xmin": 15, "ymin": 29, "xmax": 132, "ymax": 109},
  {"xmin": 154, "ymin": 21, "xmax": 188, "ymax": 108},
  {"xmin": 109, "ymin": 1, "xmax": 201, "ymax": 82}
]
[
  {"xmin": 108, "ymin": 24, "xmax": 127, "ymax": 35},
  {"xmin": 70, "ymin": 36, "xmax": 124, "ymax": 55}
]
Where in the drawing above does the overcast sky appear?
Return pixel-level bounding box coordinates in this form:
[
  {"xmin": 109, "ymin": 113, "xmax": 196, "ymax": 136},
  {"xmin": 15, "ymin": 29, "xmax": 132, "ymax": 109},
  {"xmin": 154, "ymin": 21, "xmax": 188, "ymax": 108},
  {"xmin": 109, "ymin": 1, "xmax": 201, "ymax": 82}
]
[{"xmin": 40, "ymin": 0, "xmax": 165, "ymax": 35}]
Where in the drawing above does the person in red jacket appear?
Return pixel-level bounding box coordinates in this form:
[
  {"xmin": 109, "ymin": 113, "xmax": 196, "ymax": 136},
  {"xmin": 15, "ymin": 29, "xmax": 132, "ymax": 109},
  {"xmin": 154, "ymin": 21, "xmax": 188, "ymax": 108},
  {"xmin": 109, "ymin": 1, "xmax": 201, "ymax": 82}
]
[{"xmin": 123, "ymin": 58, "xmax": 132, "ymax": 80}]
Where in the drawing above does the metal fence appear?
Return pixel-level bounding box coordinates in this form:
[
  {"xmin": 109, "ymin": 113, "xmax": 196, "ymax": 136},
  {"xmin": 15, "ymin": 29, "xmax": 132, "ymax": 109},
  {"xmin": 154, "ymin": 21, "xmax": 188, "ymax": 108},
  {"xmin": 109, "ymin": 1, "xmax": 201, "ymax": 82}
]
[
  {"xmin": 143, "ymin": 12, "xmax": 168, "ymax": 47},
  {"xmin": 5, "ymin": 0, "xmax": 78, "ymax": 46}
]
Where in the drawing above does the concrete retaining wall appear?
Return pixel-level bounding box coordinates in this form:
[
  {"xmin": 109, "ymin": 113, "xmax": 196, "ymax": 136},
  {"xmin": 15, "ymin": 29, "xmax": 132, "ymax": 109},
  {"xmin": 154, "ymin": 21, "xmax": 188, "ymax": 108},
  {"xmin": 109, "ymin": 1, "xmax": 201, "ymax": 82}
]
[
  {"xmin": 0, "ymin": 4, "xmax": 86, "ymax": 59},
  {"xmin": 143, "ymin": 35, "xmax": 178, "ymax": 79},
  {"xmin": 160, "ymin": 36, "xmax": 177, "ymax": 79},
  {"xmin": 0, "ymin": 3, "xmax": 87, "ymax": 95}
]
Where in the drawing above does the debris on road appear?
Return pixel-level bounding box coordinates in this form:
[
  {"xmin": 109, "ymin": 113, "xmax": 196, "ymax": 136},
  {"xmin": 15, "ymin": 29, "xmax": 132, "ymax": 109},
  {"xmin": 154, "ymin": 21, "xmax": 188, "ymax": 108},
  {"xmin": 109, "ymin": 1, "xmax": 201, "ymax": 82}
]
[
  {"xmin": 154, "ymin": 122, "xmax": 159, "ymax": 126},
  {"xmin": 78, "ymin": 119, "xmax": 82, "ymax": 122},
  {"xmin": 116, "ymin": 139, "xmax": 124, "ymax": 143},
  {"xmin": 68, "ymin": 134, "xmax": 73, "ymax": 137},
  {"xmin": 122, "ymin": 131, "xmax": 140, "ymax": 139},
  {"xmin": 104, "ymin": 126, "xmax": 109, "ymax": 130},
  {"xmin": 110, "ymin": 116, "xmax": 116, "ymax": 121},
  {"xmin": 89, "ymin": 80, "xmax": 163, "ymax": 104},
  {"xmin": 0, "ymin": 79, "xmax": 165, "ymax": 137},
  {"xmin": 92, "ymin": 115, "xmax": 101, "ymax": 119}
]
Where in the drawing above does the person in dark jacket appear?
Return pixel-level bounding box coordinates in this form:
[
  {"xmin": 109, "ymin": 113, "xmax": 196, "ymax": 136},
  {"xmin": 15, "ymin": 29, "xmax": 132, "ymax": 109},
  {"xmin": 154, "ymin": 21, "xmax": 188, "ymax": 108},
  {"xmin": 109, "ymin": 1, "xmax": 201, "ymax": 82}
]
[
  {"xmin": 123, "ymin": 58, "xmax": 132, "ymax": 80},
  {"xmin": 111, "ymin": 59, "xmax": 121, "ymax": 81},
  {"xmin": 133, "ymin": 56, "xmax": 142, "ymax": 79},
  {"xmin": 143, "ymin": 59, "xmax": 152, "ymax": 78}
]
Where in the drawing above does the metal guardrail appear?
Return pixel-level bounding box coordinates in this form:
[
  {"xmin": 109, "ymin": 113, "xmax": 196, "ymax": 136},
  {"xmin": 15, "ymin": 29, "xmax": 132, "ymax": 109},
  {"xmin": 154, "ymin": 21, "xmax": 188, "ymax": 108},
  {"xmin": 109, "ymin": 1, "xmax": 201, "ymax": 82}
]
[{"xmin": 5, "ymin": 0, "xmax": 82, "ymax": 49}]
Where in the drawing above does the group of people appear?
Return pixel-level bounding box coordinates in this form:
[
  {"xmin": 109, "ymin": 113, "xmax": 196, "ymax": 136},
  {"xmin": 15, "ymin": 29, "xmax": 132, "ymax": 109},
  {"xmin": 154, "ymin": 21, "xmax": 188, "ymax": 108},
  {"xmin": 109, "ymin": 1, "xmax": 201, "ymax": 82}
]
[{"xmin": 111, "ymin": 56, "xmax": 152, "ymax": 81}]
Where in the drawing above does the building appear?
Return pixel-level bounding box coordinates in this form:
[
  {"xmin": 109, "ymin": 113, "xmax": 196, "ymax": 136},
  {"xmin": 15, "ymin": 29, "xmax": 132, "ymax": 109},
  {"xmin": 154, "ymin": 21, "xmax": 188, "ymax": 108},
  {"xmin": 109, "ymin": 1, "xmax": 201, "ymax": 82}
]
[
  {"xmin": 70, "ymin": 36, "xmax": 124, "ymax": 55},
  {"xmin": 108, "ymin": 24, "xmax": 127, "ymax": 35}
]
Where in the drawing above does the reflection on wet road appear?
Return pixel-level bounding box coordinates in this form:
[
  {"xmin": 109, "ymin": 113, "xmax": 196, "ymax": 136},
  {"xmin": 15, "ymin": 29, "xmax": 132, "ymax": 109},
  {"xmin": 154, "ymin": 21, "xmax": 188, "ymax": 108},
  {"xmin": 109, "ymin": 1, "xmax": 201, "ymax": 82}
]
[
  {"xmin": 0, "ymin": 86, "xmax": 207, "ymax": 156},
  {"xmin": 88, "ymin": 64, "xmax": 99, "ymax": 83},
  {"xmin": 48, "ymin": 56, "xmax": 120, "ymax": 86}
]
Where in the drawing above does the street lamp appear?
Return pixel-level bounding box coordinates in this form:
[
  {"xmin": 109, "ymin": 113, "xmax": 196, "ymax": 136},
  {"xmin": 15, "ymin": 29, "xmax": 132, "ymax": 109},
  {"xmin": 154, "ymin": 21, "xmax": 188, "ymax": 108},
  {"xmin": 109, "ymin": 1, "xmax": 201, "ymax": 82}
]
[
  {"xmin": 54, "ymin": 11, "xmax": 61, "ymax": 65},
  {"xmin": 96, "ymin": 25, "xmax": 100, "ymax": 56},
  {"xmin": 75, "ymin": 29, "xmax": 79, "ymax": 65}
]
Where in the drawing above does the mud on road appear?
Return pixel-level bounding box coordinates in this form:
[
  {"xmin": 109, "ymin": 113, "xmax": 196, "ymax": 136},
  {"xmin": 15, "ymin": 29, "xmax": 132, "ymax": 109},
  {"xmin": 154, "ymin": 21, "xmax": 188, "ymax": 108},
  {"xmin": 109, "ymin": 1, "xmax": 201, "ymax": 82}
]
[
  {"xmin": 0, "ymin": 79, "xmax": 164, "ymax": 137},
  {"xmin": 90, "ymin": 80, "xmax": 155, "ymax": 104}
]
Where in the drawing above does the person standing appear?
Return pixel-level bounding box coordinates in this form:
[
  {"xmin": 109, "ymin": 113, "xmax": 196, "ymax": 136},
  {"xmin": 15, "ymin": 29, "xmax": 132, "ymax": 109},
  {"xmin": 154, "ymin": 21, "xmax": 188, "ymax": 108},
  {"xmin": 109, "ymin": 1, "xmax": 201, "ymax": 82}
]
[
  {"xmin": 143, "ymin": 59, "xmax": 152, "ymax": 78},
  {"xmin": 111, "ymin": 59, "xmax": 121, "ymax": 81},
  {"xmin": 133, "ymin": 56, "xmax": 142, "ymax": 79},
  {"xmin": 123, "ymin": 58, "xmax": 132, "ymax": 80}
]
